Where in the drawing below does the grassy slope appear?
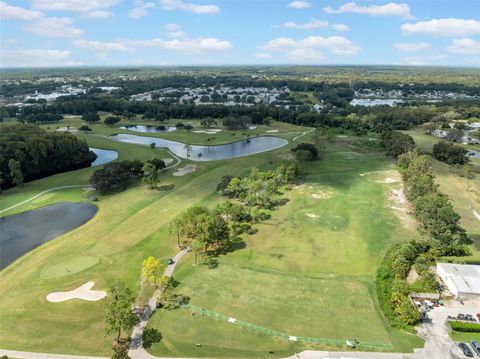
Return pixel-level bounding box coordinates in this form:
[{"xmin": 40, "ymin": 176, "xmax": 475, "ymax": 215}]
[
  {"xmin": 405, "ymin": 126, "xmax": 480, "ymax": 260},
  {"xmin": 0, "ymin": 120, "xmax": 303, "ymax": 355},
  {"xmin": 0, "ymin": 123, "xmax": 423, "ymax": 356},
  {"xmin": 147, "ymin": 137, "xmax": 423, "ymax": 358},
  {"xmin": 450, "ymin": 331, "xmax": 480, "ymax": 343}
]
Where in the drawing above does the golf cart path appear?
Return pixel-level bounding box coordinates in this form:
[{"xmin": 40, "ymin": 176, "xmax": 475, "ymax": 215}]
[
  {"xmin": 292, "ymin": 129, "xmax": 314, "ymax": 142},
  {"xmin": 0, "ymin": 185, "xmax": 90, "ymax": 215},
  {"xmin": 129, "ymin": 248, "xmax": 189, "ymax": 359},
  {"xmin": 0, "ymin": 151, "xmax": 181, "ymax": 216}
]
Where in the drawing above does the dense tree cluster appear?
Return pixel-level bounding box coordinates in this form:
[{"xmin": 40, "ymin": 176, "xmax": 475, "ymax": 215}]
[
  {"xmin": 224, "ymin": 162, "xmax": 298, "ymax": 209},
  {"xmin": 380, "ymin": 130, "xmax": 415, "ymax": 159},
  {"xmin": 90, "ymin": 160, "xmax": 143, "ymax": 194},
  {"xmin": 432, "ymin": 141, "xmax": 469, "ymax": 165},
  {"xmin": 0, "ymin": 124, "xmax": 96, "ymax": 189},
  {"xmin": 291, "ymin": 143, "xmax": 319, "ymax": 161},
  {"xmin": 398, "ymin": 150, "xmax": 469, "ymax": 256}
]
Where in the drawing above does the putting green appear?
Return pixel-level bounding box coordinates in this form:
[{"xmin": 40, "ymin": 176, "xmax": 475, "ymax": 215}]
[{"xmin": 40, "ymin": 256, "xmax": 99, "ymax": 279}]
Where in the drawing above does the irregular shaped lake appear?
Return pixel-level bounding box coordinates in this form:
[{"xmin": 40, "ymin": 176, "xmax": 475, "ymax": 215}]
[
  {"xmin": 90, "ymin": 147, "xmax": 118, "ymax": 166},
  {"xmin": 0, "ymin": 202, "xmax": 97, "ymax": 270},
  {"xmin": 121, "ymin": 124, "xmax": 177, "ymax": 133},
  {"xmin": 468, "ymin": 149, "xmax": 480, "ymax": 159},
  {"xmin": 110, "ymin": 134, "xmax": 288, "ymax": 161}
]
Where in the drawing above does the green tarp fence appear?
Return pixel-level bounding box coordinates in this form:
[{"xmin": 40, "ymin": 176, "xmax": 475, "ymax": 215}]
[{"xmin": 182, "ymin": 304, "xmax": 394, "ymax": 351}]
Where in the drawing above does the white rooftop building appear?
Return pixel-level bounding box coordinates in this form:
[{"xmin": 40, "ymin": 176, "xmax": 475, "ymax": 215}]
[{"xmin": 436, "ymin": 263, "xmax": 480, "ymax": 299}]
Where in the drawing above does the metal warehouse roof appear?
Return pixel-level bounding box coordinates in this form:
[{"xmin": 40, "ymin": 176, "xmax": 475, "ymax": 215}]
[{"xmin": 437, "ymin": 263, "xmax": 480, "ymax": 295}]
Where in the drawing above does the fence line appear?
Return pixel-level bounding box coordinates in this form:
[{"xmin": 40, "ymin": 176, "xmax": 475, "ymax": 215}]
[{"xmin": 182, "ymin": 304, "xmax": 393, "ymax": 350}]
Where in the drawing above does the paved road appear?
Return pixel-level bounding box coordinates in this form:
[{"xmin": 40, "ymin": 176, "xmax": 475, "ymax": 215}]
[
  {"xmin": 128, "ymin": 248, "xmax": 189, "ymax": 359},
  {"xmin": 0, "ymin": 349, "xmax": 108, "ymax": 359},
  {"xmin": 284, "ymin": 350, "xmax": 414, "ymax": 359}
]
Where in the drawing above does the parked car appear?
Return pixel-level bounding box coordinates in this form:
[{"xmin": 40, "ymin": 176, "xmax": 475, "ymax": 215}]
[
  {"xmin": 458, "ymin": 314, "xmax": 466, "ymax": 320},
  {"xmin": 470, "ymin": 340, "xmax": 480, "ymax": 355},
  {"xmin": 459, "ymin": 342, "xmax": 474, "ymax": 357}
]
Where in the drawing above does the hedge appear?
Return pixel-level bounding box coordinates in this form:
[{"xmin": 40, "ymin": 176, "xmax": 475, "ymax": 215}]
[{"xmin": 450, "ymin": 321, "xmax": 480, "ymax": 333}]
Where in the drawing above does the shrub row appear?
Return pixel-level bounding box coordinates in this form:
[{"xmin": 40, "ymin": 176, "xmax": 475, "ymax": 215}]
[{"xmin": 450, "ymin": 321, "xmax": 480, "ymax": 333}]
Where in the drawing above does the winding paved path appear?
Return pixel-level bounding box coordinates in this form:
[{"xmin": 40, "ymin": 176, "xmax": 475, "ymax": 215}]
[
  {"xmin": 292, "ymin": 129, "xmax": 314, "ymax": 142},
  {"xmin": 0, "ymin": 185, "xmax": 90, "ymax": 215},
  {"xmin": 129, "ymin": 248, "xmax": 189, "ymax": 359}
]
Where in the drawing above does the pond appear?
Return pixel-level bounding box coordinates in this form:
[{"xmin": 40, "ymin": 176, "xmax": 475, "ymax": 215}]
[
  {"xmin": 467, "ymin": 149, "xmax": 480, "ymax": 159},
  {"xmin": 120, "ymin": 124, "xmax": 177, "ymax": 133},
  {"xmin": 0, "ymin": 202, "xmax": 98, "ymax": 270},
  {"xmin": 110, "ymin": 134, "xmax": 288, "ymax": 161},
  {"xmin": 90, "ymin": 148, "xmax": 118, "ymax": 166}
]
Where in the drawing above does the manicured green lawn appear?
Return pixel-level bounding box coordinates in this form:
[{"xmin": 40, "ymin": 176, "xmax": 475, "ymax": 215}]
[
  {"xmin": 146, "ymin": 139, "xmax": 424, "ymax": 357},
  {"xmin": 450, "ymin": 331, "xmax": 480, "ymax": 343},
  {"xmin": 405, "ymin": 125, "xmax": 480, "ymax": 260},
  {"xmin": 0, "ymin": 127, "xmax": 292, "ymax": 355},
  {"xmin": 0, "ymin": 126, "xmax": 424, "ymax": 356}
]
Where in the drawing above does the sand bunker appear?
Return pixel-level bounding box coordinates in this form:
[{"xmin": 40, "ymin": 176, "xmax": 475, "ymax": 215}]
[
  {"xmin": 56, "ymin": 127, "xmax": 78, "ymax": 133},
  {"xmin": 306, "ymin": 213, "xmax": 319, "ymax": 219},
  {"xmin": 266, "ymin": 130, "xmax": 279, "ymax": 133},
  {"xmin": 162, "ymin": 158, "xmax": 174, "ymax": 166},
  {"xmin": 173, "ymin": 165, "xmax": 197, "ymax": 176},
  {"xmin": 473, "ymin": 209, "xmax": 480, "ymax": 221},
  {"xmin": 46, "ymin": 281, "xmax": 106, "ymax": 303}
]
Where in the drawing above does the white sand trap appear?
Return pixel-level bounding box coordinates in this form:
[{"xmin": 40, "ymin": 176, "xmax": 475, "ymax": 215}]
[
  {"xmin": 208, "ymin": 129, "xmax": 222, "ymax": 132},
  {"xmin": 306, "ymin": 213, "xmax": 319, "ymax": 219},
  {"xmin": 473, "ymin": 209, "xmax": 480, "ymax": 221},
  {"xmin": 46, "ymin": 281, "xmax": 106, "ymax": 303},
  {"xmin": 56, "ymin": 127, "xmax": 78, "ymax": 133},
  {"xmin": 193, "ymin": 130, "xmax": 206, "ymax": 133},
  {"xmin": 173, "ymin": 164, "xmax": 197, "ymax": 176},
  {"xmin": 162, "ymin": 158, "xmax": 174, "ymax": 165},
  {"xmin": 266, "ymin": 129, "xmax": 279, "ymax": 133},
  {"xmin": 205, "ymin": 131, "xmax": 219, "ymax": 134}
]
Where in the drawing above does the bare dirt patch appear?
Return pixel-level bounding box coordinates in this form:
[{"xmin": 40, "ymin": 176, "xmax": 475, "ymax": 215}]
[
  {"xmin": 162, "ymin": 158, "xmax": 174, "ymax": 166},
  {"xmin": 388, "ymin": 186, "xmax": 417, "ymax": 231},
  {"xmin": 173, "ymin": 165, "xmax": 197, "ymax": 177}
]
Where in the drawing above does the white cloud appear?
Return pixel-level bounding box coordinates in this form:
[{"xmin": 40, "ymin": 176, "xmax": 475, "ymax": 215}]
[
  {"xmin": 23, "ymin": 17, "xmax": 83, "ymax": 38},
  {"xmin": 404, "ymin": 56, "xmax": 424, "ymax": 66},
  {"xmin": 448, "ymin": 38, "xmax": 480, "ymax": 54},
  {"xmin": 282, "ymin": 19, "xmax": 329, "ymax": 30},
  {"xmin": 254, "ymin": 53, "xmax": 272, "ymax": 59},
  {"xmin": 394, "ymin": 42, "xmax": 431, "ymax": 52},
  {"xmin": 73, "ymin": 39, "xmax": 134, "ymax": 52},
  {"xmin": 129, "ymin": 1, "xmax": 155, "ymax": 19},
  {"xmin": 82, "ymin": 10, "xmax": 115, "ymax": 20},
  {"xmin": 332, "ymin": 24, "xmax": 350, "ymax": 32},
  {"xmin": 129, "ymin": 7, "xmax": 148, "ymax": 19},
  {"xmin": 324, "ymin": 2, "xmax": 412, "ymax": 19},
  {"xmin": 30, "ymin": 0, "xmax": 119, "ymax": 12},
  {"xmin": 0, "ymin": 1, "xmax": 43, "ymax": 20},
  {"xmin": 159, "ymin": 0, "xmax": 220, "ymax": 14},
  {"xmin": 402, "ymin": 18, "xmax": 480, "ymax": 37},
  {"xmin": 0, "ymin": 49, "xmax": 81, "ymax": 67},
  {"xmin": 287, "ymin": 48, "xmax": 325, "ymax": 61},
  {"xmin": 132, "ymin": 37, "xmax": 232, "ymax": 52},
  {"xmin": 163, "ymin": 23, "xmax": 186, "ymax": 38},
  {"xmin": 263, "ymin": 35, "xmax": 360, "ymax": 56},
  {"xmin": 287, "ymin": 1, "xmax": 311, "ymax": 9}
]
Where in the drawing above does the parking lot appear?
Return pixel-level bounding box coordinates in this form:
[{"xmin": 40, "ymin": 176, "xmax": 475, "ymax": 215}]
[{"xmin": 416, "ymin": 298, "xmax": 480, "ymax": 359}]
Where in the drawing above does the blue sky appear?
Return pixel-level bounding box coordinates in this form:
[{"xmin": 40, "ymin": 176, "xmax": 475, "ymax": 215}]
[{"xmin": 1, "ymin": 0, "xmax": 479, "ymax": 67}]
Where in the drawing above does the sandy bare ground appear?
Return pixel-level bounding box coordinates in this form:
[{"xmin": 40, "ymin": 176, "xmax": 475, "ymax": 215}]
[
  {"xmin": 306, "ymin": 213, "xmax": 319, "ymax": 219},
  {"xmin": 473, "ymin": 209, "xmax": 480, "ymax": 221},
  {"xmin": 388, "ymin": 187, "xmax": 417, "ymax": 231},
  {"xmin": 266, "ymin": 129, "xmax": 279, "ymax": 133},
  {"xmin": 46, "ymin": 281, "xmax": 106, "ymax": 303},
  {"xmin": 162, "ymin": 158, "xmax": 174, "ymax": 166},
  {"xmin": 56, "ymin": 127, "xmax": 78, "ymax": 133},
  {"xmin": 406, "ymin": 267, "xmax": 420, "ymax": 285},
  {"xmin": 173, "ymin": 165, "xmax": 197, "ymax": 177}
]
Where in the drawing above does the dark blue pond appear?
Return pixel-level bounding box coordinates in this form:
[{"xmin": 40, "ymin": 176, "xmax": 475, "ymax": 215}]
[
  {"xmin": 0, "ymin": 202, "xmax": 98, "ymax": 270},
  {"xmin": 90, "ymin": 148, "xmax": 118, "ymax": 166},
  {"xmin": 121, "ymin": 124, "xmax": 177, "ymax": 133},
  {"xmin": 110, "ymin": 134, "xmax": 288, "ymax": 161}
]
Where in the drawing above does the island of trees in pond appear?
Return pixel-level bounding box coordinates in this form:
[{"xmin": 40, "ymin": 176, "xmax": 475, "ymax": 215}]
[{"xmin": 0, "ymin": 124, "xmax": 96, "ymax": 190}]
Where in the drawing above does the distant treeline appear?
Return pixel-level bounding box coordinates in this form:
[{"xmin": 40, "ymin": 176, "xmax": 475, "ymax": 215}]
[{"xmin": 0, "ymin": 124, "xmax": 96, "ymax": 189}]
